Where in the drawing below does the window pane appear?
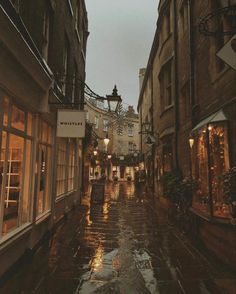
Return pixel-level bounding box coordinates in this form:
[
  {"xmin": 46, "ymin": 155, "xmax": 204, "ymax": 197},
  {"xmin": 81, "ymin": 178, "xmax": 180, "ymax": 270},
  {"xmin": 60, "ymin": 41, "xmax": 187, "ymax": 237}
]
[
  {"xmin": 56, "ymin": 139, "xmax": 67, "ymax": 197},
  {"xmin": 68, "ymin": 141, "xmax": 76, "ymax": 192},
  {"xmin": 21, "ymin": 140, "xmax": 31, "ymax": 224},
  {"xmin": 0, "ymin": 132, "xmax": 7, "ymax": 223},
  {"xmin": 3, "ymin": 97, "xmax": 9, "ymax": 127},
  {"xmin": 37, "ymin": 145, "xmax": 46, "ymax": 215},
  {"xmin": 209, "ymin": 124, "xmax": 230, "ymax": 218},
  {"xmin": 11, "ymin": 106, "xmax": 25, "ymax": 132},
  {"xmin": 2, "ymin": 134, "xmax": 24, "ymax": 235},
  {"xmin": 192, "ymin": 128, "xmax": 210, "ymax": 215},
  {"xmin": 27, "ymin": 113, "xmax": 33, "ymax": 136}
]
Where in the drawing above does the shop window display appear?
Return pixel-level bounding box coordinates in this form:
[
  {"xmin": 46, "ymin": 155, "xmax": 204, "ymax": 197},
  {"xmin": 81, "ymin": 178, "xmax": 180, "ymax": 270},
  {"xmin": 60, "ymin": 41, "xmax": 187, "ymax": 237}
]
[
  {"xmin": 68, "ymin": 140, "xmax": 76, "ymax": 192},
  {"xmin": 56, "ymin": 139, "xmax": 67, "ymax": 197},
  {"xmin": 0, "ymin": 97, "xmax": 34, "ymax": 236},
  {"xmin": 192, "ymin": 123, "xmax": 230, "ymax": 218},
  {"xmin": 37, "ymin": 120, "xmax": 52, "ymax": 216}
]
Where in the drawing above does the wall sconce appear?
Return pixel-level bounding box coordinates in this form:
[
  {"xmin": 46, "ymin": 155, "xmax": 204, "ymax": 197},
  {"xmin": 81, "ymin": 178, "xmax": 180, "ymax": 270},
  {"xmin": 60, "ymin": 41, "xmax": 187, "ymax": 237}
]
[
  {"xmin": 107, "ymin": 154, "xmax": 112, "ymax": 159},
  {"xmin": 189, "ymin": 137, "xmax": 194, "ymax": 149},
  {"xmin": 93, "ymin": 150, "xmax": 98, "ymax": 156}
]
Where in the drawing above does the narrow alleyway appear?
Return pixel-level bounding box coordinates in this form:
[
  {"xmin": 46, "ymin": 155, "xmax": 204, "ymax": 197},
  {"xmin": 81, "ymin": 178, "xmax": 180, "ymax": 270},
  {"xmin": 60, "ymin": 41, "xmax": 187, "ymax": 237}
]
[{"xmin": 1, "ymin": 182, "xmax": 236, "ymax": 294}]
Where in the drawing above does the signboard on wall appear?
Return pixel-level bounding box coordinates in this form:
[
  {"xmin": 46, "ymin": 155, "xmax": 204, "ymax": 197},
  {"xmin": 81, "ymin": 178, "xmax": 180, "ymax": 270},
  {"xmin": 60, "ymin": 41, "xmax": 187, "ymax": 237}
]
[
  {"xmin": 57, "ymin": 110, "xmax": 85, "ymax": 138},
  {"xmin": 216, "ymin": 34, "xmax": 236, "ymax": 71}
]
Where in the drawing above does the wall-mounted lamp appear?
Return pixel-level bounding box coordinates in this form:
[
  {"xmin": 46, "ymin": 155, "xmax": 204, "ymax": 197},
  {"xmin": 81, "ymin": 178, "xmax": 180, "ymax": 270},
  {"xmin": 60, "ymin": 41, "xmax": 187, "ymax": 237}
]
[
  {"xmin": 93, "ymin": 150, "xmax": 98, "ymax": 156},
  {"xmin": 106, "ymin": 85, "xmax": 122, "ymax": 112},
  {"xmin": 107, "ymin": 154, "xmax": 112, "ymax": 159},
  {"xmin": 189, "ymin": 137, "xmax": 194, "ymax": 149}
]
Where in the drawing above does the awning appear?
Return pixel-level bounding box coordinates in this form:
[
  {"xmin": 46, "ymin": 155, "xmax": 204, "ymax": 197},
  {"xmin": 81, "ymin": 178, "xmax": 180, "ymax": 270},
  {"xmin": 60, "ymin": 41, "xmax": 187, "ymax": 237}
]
[{"xmin": 192, "ymin": 109, "xmax": 227, "ymax": 132}]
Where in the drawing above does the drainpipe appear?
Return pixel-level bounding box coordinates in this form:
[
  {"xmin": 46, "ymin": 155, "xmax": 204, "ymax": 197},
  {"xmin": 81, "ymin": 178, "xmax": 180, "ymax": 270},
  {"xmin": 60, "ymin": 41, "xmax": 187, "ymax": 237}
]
[
  {"xmin": 188, "ymin": 0, "xmax": 196, "ymax": 126},
  {"xmin": 173, "ymin": 0, "xmax": 180, "ymax": 170}
]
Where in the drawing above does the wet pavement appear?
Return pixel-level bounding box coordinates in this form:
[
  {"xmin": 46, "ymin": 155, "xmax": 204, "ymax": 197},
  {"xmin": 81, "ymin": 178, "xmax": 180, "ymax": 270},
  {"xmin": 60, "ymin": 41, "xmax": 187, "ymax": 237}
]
[{"xmin": 1, "ymin": 182, "xmax": 236, "ymax": 294}]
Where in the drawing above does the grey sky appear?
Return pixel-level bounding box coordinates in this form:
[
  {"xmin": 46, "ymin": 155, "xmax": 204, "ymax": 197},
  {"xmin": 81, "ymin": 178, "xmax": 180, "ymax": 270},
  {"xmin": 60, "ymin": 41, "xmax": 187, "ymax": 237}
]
[{"xmin": 85, "ymin": 0, "xmax": 158, "ymax": 109}]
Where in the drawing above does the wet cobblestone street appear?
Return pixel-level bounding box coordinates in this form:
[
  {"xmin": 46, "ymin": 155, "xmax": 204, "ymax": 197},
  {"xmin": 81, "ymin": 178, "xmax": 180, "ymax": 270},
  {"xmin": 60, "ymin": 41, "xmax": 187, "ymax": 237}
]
[{"xmin": 1, "ymin": 182, "xmax": 236, "ymax": 294}]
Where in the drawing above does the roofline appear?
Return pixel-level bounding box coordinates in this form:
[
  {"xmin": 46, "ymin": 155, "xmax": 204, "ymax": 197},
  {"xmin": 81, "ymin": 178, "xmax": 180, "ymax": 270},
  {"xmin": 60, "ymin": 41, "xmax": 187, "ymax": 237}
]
[{"xmin": 137, "ymin": 26, "xmax": 159, "ymax": 112}]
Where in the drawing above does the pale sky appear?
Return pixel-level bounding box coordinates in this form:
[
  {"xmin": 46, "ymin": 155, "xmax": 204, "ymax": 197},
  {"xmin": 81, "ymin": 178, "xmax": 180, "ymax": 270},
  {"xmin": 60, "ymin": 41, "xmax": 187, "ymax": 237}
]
[{"xmin": 85, "ymin": 0, "xmax": 158, "ymax": 109}]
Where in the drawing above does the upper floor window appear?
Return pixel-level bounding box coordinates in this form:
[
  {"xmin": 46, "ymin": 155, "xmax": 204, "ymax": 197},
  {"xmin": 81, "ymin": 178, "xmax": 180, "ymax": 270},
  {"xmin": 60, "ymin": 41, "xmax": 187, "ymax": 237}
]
[
  {"xmin": 103, "ymin": 119, "xmax": 109, "ymax": 132},
  {"xmin": 159, "ymin": 60, "xmax": 172, "ymax": 110},
  {"xmin": 128, "ymin": 142, "xmax": 134, "ymax": 153},
  {"xmin": 95, "ymin": 116, "xmax": 99, "ymax": 129},
  {"xmin": 128, "ymin": 124, "xmax": 134, "ymax": 137}
]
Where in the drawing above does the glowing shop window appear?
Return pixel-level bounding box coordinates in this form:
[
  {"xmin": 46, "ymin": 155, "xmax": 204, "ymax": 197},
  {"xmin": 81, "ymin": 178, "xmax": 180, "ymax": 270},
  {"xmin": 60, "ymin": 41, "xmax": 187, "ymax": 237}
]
[
  {"xmin": 11, "ymin": 106, "xmax": 25, "ymax": 132},
  {"xmin": 2, "ymin": 134, "xmax": 24, "ymax": 235}
]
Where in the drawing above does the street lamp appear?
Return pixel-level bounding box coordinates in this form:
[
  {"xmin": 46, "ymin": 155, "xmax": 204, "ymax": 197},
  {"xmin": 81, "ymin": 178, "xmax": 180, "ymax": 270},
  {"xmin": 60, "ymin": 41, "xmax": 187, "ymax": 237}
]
[
  {"xmin": 103, "ymin": 133, "xmax": 110, "ymax": 151},
  {"xmin": 106, "ymin": 85, "xmax": 122, "ymax": 112}
]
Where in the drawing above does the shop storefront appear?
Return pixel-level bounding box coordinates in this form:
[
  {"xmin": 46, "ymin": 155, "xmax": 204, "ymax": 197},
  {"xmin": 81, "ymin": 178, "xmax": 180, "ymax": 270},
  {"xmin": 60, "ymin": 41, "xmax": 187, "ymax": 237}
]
[{"xmin": 191, "ymin": 110, "xmax": 231, "ymax": 219}]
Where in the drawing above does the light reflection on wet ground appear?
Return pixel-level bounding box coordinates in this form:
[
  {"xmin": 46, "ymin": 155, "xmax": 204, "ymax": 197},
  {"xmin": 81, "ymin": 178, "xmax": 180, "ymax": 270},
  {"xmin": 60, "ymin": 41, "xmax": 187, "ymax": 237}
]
[{"xmin": 1, "ymin": 182, "xmax": 236, "ymax": 293}]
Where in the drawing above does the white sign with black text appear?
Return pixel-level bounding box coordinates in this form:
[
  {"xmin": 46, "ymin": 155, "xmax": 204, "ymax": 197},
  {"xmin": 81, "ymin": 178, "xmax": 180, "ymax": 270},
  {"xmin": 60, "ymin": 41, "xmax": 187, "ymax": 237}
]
[{"xmin": 57, "ymin": 110, "xmax": 86, "ymax": 138}]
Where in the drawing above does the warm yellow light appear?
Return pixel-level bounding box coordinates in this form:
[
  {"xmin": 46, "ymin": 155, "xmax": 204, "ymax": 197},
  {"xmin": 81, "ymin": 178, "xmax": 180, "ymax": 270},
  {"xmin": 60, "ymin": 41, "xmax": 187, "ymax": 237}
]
[
  {"xmin": 189, "ymin": 138, "xmax": 194, "ymax": 149},
  {"xmin": 104, "ymin": 137, "xmax": 110, "ymax": 146},
  {"xmin": 93, "ymin": 150, "xmax": 98, "ymax": 156},
  {"xmin": 107, "ymin": 154, "xmax": 112, "ymax": 159}
]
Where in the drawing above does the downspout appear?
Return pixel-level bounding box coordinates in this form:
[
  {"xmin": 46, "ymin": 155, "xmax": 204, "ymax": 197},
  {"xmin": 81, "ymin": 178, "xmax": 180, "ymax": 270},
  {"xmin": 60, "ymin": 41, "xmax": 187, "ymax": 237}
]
[
  {"xmin": 173, "ymin": 0, "xmax": 180, "ymax": 170},
  {"xmin": 188, "ymin": 0, "xmax": 196, "ymax": 126}
]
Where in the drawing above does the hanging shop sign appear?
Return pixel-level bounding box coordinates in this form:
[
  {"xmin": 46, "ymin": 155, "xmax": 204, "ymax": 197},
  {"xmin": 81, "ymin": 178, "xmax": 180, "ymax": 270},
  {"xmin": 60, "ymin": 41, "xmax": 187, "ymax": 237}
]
[
  {"xmin": 57, "ymin": 110, "xmax": 85, "ymax": 138},
  {"xmin": 216, "ymin": 34, "xmax": 236, "ymax": 71}
]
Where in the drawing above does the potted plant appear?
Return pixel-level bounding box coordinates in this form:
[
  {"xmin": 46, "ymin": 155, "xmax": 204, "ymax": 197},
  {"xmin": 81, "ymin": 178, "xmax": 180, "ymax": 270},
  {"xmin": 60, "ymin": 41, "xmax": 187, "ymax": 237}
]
[{"xmin": 222, "ymin": 167, "xmax": 236, "ymax": 220}]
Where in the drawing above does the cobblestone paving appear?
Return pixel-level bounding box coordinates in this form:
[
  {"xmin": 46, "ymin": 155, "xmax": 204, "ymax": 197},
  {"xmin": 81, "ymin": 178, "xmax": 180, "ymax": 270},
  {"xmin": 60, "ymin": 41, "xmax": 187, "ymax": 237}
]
[{"xmin": 1, "ymin": 182, "xmax": 236, "ymax": 293}]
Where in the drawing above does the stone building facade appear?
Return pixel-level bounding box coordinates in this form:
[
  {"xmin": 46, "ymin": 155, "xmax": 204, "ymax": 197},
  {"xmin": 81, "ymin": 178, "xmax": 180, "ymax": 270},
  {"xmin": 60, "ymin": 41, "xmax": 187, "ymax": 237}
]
[
  {"xmin": 0, "ymin": 0, "xmax": 88, "ymax": 276},
  {"xmin": 138, "ymin": 0, "xmax": 236, "ymax": 268},
  {"xmin": 84, "ymin": 97, "xmax": 139, "ymax": 182}
]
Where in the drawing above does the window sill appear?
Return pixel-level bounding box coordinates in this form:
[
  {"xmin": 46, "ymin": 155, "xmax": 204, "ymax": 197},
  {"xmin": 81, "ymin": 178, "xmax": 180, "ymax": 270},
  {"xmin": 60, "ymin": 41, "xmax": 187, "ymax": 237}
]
[
  {"xmin": 0, "ymin": 223, "xmax": 32, "ymax": 249},
  {"xmin": 190, "ymin": 207, "xmax": 236, "ymax": 227},
  {"xmin": 160, "ymin": 104, "xmax": 174, "ymax": 117},
  {"xmin": 35, "ymin": 210, "xmax": 51, "ymax": 225}
]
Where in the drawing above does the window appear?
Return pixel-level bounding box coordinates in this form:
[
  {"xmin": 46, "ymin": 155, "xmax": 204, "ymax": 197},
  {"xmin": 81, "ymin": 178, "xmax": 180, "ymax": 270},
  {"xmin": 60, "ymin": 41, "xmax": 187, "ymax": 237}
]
[
  {"xmin": 128, "ymin": 142, "xmax": 134, "ymax": 153},
  {"xmin": 56, "ymin": 139, "xmax": 67, "ymax": 197},
  {"xmin": 95, "ymin": 116, "xmax": 99, "ymax": 129},
  {"xmin": 68, "ymin": 140, "xmax": 76, "ymax": 191},
  {"xmin": 103, "ymin": 119, "xmax": 109, "ymax": 132},
  {"xmin": 128, "ymin": 124, "xmax": 134, "ymax": 137},
  {"xmin": 160, "ymin": 61, "xmax": 172, "ymax": 110},
  {"xmin": 37, "ymin": 120, "xmax": 52, "ymax": 216},
  {"xmin": 0, "ymin": 97, "xmax": 34, "ymax": 236},
  {"xmin": 192, "ymin": 123, "xmax": 230, "ymax": 218}
]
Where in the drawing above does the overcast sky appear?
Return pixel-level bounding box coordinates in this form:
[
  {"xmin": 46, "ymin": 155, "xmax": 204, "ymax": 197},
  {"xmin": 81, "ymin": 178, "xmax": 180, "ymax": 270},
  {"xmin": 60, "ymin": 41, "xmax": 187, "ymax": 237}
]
[{"xmin": 85, "ymin": 0, "xmax": 158, "ymax": 109}]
